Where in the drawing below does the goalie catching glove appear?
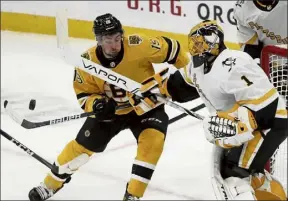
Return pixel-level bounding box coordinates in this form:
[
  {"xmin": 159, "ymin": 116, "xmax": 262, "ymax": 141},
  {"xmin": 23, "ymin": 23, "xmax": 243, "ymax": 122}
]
[
  {"xmin": 203, "ymin": 106, "xmax": 258, "ymax": 148},
  {"xmin": 127, "ymin": 68, "xmax": 171, "ymax": 115}
]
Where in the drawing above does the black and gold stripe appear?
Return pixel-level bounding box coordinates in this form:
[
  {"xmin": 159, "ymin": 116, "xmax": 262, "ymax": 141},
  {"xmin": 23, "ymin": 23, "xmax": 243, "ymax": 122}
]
[
  {"xmin": 131, "ymin": 159, "xmax": 155, "ymax": 184},
  {"xmin": 76, "ymin": 92, "xmax": 92, "ymax": 110},
  {"xmin": 162, "ymin": 36, "xmax": 180, "ymax": 64}
]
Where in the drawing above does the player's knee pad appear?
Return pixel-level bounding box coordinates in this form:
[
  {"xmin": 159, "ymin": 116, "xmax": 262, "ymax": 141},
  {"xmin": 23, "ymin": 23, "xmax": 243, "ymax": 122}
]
[
  {"xmin": 57, "ymin": 140, "xmax": 94, "ymax": 165},
  {"xmin": 251, "ymin": 171, "xmax": 287, "ymax": 200},
  {"xmin": 44, "ymin": 140, "xmax": 94, "ymax": 190},
  {"xmin": 127, "ymin": 129, "xmax": 165, "ymax": 198}
]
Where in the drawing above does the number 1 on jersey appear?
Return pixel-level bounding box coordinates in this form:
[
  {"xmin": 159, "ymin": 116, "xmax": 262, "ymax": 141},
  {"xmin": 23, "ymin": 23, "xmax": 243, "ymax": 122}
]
[{"xmin": 241, "ymin": 75, "xmax": 253, "ymax": 86}]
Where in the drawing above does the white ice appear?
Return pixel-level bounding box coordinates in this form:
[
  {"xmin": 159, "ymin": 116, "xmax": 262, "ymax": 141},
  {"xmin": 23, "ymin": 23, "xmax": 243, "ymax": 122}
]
[{"xmin": 1, "ymin": 31, "xmax": 216, "ymax": 200}]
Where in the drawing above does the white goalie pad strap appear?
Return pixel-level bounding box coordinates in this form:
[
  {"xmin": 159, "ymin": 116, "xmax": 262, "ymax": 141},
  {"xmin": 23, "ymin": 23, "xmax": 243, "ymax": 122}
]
[{"xmin": 224, "ymin": 177, "xmax": 255, "ymax": 200}]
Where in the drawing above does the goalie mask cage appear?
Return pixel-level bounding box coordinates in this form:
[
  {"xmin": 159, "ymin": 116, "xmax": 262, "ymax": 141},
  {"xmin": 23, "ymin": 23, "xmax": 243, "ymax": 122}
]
[{"xmin": 261, "ymin": 44, "xmax": 288, "ymax": 193}]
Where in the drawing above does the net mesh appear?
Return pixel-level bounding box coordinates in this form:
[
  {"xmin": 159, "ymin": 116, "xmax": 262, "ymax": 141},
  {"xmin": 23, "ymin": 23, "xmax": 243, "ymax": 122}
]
[{"xmin": 262, "ymin": 45, "xmax": 287, "ymax": 193}]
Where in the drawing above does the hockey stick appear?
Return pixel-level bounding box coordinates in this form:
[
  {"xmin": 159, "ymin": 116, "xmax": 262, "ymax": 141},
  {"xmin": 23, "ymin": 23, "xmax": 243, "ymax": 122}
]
[
  {"xmin": 4, "ymin": 101, "xmax": 131, "ymax": 129},
  {"xmin": 61, "ymin": 49, "xmax": 204, "ymax": 121},
  {"xmin": 0, "ymin": 129, "xmax": 86, "ymax": 174},
  {"xmin": 168, "ymin": 103, "xmax": 205, "ymax": 124},
  {"xmin": 55, "ymin": 11, "xmax": 204, "ymax": 121},
  {"xmin": 0, "ymin": 129, "xmax": 60, "ymax": 173}
]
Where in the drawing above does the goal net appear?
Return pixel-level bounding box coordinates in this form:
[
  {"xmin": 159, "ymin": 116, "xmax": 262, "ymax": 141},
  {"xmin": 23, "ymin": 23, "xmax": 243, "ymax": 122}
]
[{"xmin": 261, "ymin": 44, "xmax": 288, "ymax": 193}]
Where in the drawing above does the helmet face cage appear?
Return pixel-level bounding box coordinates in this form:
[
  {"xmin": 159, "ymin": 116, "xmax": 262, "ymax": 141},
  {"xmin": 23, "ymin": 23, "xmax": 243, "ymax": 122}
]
[{"xmin": 188, "ymin": 21, "xmax": 223, "ymax": 57}]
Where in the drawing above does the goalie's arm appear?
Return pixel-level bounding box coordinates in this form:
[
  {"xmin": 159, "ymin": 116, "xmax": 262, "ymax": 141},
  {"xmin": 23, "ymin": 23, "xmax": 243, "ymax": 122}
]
[{"xmin": 221, "ymin": 60, "xmax": 287, "ymax": 130}]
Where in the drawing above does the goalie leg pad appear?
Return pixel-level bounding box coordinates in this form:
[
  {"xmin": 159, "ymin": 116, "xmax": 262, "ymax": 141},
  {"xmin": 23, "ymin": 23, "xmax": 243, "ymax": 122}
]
[
  {"xmin": 222, "ymin": 176, "xmax": 256, "ymax": 200},
  {"xmin": 251, "ymin": 172, "xmax": 287, "ymax": 200}
]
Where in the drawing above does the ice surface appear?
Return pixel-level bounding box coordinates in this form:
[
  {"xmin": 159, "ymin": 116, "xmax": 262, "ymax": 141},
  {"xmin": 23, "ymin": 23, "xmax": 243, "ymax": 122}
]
[{"xmin": 1, "ymin": 31, "xmax": 215, "ymax": 200}]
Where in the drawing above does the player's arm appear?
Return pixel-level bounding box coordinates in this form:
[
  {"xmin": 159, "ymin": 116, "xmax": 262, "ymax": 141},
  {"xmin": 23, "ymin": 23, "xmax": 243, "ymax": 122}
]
[
  {"xmin": 234, "ymin": 3, "xmax": 263, "ymax": 59},
  {"xmin": 142, "ymin": 35, "xmax": 190, "ymax": 68},
  {"xmin": 128, "ymin": 63, "xmax": 199, "ymax": 115},
  {"xmin": 73, "ymin": 52, "xmax": 105, "ymax": 113},
  {"xmin": 73, "ymin": 68, "xmax": 104, "ymax": 112}
]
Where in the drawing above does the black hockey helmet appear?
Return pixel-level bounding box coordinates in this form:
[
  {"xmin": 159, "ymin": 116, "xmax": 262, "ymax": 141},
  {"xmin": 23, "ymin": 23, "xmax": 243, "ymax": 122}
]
[
  {"xmin": 93, "ymin": 13, "xmax": 123, "ymax": 37},
  {"xmin": 253, "ymin": 0, "xmax": 279, "ymax": 11}
]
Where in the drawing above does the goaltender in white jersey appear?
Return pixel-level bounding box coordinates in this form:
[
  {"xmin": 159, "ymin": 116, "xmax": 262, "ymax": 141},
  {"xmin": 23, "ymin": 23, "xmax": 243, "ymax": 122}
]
[
  {"xmin": 130, "ymin": 20, "xmax": 288, "ymax": 200},
  {"xmin": 233, "ymin": 0, "xmax": 287, "ymax": 59}
]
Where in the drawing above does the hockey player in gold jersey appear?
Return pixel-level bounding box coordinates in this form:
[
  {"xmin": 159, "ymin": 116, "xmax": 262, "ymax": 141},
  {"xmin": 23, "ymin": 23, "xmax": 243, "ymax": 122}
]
[
  {"xmin": 133, "ymin": 20, "xmax": 288, "ymax": 200},
  {"xmin": 28, "ymin": 13, "xmax": 191, "ymax": 201}
]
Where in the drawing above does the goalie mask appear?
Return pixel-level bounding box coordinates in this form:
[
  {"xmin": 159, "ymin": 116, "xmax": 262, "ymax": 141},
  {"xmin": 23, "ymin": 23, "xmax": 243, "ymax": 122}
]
[{"xmin": 188, "ymin": 20, "xmax": 225, "ymax": 69}]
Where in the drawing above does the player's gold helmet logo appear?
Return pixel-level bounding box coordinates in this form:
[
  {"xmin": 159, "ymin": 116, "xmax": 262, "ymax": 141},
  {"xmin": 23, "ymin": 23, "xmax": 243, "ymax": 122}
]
[{"xmin": 188, "ymin": 20, "xmax": 224, "ymax": 57}]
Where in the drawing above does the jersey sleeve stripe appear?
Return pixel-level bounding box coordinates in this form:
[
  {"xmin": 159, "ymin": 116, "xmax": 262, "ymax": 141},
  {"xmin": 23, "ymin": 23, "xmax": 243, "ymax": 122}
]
[
  {"xmin": 168, "ymin": 40, "xmax": 180, "ymax": 64},
  {"xmin": 237, "ymin": 88, "xmax": 277, "ymax": 106},
  {"xmin": 76, "ymin": 92, "xmax": 93, "ymax": 100},
  {"xmin": 78, "ymin": 97, "xmax": 88, "ymax": 110},
  {"xmin": 168, "ymin": 39, "xmax": 177, "ymax": 62},
  {"xmin": 240, "ymin": 32, "xmax": 258, "ymax": 47},
  {"xmin": 162, "ymin": 36, "xmax": 173, "ymax": 63}
]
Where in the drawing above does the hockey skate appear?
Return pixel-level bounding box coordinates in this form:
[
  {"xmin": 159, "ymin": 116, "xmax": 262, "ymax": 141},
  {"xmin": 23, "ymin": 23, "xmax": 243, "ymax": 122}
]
[
  {"xmin": 123, "ymin": 191, "xmax": 140, "ymax": 201},
  {"xmin": 28, "ymin": 182, "xmax": 57, "ymax": 201},
  {"xmin": 123, "ymin": 183, "xmax": 140, "ymax": 201}
]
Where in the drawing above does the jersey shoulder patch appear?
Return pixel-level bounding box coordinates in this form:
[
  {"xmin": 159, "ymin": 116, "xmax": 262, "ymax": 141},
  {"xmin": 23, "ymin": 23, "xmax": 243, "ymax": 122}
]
[
  {"xmin": 128, "ymin": 34, "xmax": 143, "ymax": 46},
  {"xmin": 81, "ymin": 52, "xmax": 90, "ymax": 60}
]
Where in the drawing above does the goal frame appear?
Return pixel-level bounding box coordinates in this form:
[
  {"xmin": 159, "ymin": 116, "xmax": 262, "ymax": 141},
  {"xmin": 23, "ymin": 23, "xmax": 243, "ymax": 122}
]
[{"xmin": 261, "ymin": 45, "xmax": 288, "ymax": 77}]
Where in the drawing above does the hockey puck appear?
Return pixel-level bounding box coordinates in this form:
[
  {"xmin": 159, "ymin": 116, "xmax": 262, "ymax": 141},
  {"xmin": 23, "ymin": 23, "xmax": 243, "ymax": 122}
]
[
  {"xmin": 29, "ymin": 99, "xmax": 36, "ymax": 110},
  {"xmin": 4, "ymin": 100, "xmax": 8, "ymax": 108}
]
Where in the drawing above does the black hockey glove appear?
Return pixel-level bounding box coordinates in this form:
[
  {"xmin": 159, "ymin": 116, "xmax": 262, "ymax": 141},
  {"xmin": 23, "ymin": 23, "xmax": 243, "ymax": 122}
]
[{"xmin": 92, "ymin": 98, "xmax": 117, "ymax": 120}]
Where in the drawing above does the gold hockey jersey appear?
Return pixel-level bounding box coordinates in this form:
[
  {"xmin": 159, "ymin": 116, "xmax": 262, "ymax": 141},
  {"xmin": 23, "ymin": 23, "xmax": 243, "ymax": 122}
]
[{"xmin": 73, "ymin": 34, "xmax": 189, "ymax": 115}]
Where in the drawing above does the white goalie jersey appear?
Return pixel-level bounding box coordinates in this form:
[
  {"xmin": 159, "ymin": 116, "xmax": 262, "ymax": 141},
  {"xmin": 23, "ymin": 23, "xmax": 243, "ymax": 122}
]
[
  {"xmin": 181, "ymin": 49, "xmax": 287, "ymax": 118},
  {"xmin": 233, "ymin": 0, "xmax": 288, "ymax": 46}
]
